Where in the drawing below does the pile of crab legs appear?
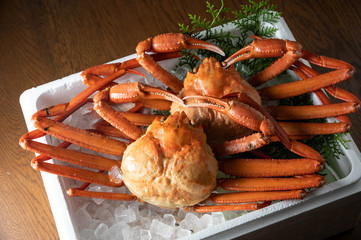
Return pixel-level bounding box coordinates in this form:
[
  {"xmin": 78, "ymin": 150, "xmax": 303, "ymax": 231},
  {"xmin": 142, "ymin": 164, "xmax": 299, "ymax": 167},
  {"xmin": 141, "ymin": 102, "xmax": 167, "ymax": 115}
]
[{"xmin": 20, "ymin": 33, "xmax": 360, "ymax": 212}]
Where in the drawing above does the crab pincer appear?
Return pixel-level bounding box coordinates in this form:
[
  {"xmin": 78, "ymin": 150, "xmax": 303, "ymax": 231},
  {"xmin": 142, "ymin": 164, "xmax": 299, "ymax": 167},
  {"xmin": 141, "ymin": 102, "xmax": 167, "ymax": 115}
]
[{"xmin": 136, "ymin": 33, "xmax": 225, "ymax": 92}]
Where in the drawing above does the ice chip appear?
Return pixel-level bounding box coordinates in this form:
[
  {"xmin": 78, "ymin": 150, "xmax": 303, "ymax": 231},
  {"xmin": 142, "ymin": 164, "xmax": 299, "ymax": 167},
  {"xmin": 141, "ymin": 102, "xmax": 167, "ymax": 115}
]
[
  {"xmin": 128, "ymin": 202, "xmax": 141, "ymax": 220},
  {"xmin": 129, "ymin": 226, "xmax": 141, "ymax": 239},
  {"xmin": 79, "ymin": 228, "xmax": 95, "ymax": 240},
  {"xmin": 150, "ymin": 219, "xmax": 175, "ymax": 239},
  {"xmin": 112, "ymin": 102, "xmax": 136, "ymax": 112},
  {"xmin": 140, "ymin": 216, "xmax": 152, "ymax": 230},
  {"xmin": 140, "ymin": 229, "xmax": 151, "ymax": 240},
  {"xmin": 194, "ymin": 214, "xmax": 213, "ymax": 232},
  {"xmin": 108, "ymin": 165, "xmax": 123, "ymax": 184},
  {"xmin": 176, "ymin": 209, "xmax": 187, "ymax": 221},
  {"xmin": 100, "ymin": 222, "xmax": 129, "ymax": 240},
  {"xmin": 179, "ymin": 212, "xmax": 199, "ymax": 231},
  {"xmin": 74, "ymin": 207, "xmax": 93, "ymax": 229},
  {"xmin": 212, "ymin": 212, "xmax": 225, "ymax": 225},
  {"xmin": 94, "ymin": 207, "xmax": 115, "ymax": 227},
  {"xmin": 114, "ymin": 207, "xmax": 137, "ymax": 223},
  {"xmin": 79, "ymin": 102, "xmax": 94, "ymax": 115},
  {"xmin": 173, "ymin": 226, "xmax": 192, "ymax": 239},
  {"xmin": 94, "ymin": 223, "xmax": 108, "ymax": 239},
  {"xmin": 162, "ymin": 214, "xmax": 176, "ymax": 228},
  {"xmin": 140, "ymin": 209, "xmax": 151, "ymax": 217}
]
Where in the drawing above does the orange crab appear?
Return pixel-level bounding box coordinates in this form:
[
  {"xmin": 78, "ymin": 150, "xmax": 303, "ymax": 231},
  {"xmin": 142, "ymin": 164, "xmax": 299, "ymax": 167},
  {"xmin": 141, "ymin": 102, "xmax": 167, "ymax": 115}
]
[{"xmin": 19, "ymin": 33, "xmax": 360, "ymax": 212}]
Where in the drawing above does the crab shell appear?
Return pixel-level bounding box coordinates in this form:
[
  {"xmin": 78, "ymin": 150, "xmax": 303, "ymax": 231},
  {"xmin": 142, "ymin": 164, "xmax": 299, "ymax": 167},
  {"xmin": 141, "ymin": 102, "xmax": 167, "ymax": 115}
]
[
  {"xmin": 171, "ymin": 57, "xmax": 261, "ymax": 142},
  {"xmin": 121, "ymin": 111, "xmax": 218, "ymax": 208}
]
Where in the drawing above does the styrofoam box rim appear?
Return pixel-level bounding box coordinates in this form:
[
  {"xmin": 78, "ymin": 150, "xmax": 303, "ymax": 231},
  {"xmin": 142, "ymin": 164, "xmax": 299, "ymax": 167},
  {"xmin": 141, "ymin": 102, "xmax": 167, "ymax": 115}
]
[{"xmin": 20, "ymin": 18, "xmax": 361, "ymax": 240}]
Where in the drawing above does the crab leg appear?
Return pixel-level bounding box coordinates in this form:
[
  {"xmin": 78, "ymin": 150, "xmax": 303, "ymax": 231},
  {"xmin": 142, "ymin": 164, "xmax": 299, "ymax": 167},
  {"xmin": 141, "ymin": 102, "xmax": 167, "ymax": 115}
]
[
  {"xmin": 67, "ymin": 188, "xmax": 137, "ymax": 201},
  {"xmin": 184, "ymin": 95, "xmax": 275, "ymax": 137},
  {"xmin": 20, "ymin": 68, "xmax": 129, "ymax": 148},
  {"xmin": 279, "ymin": 122, "xmax": 350, "ymax": 136},
  {"xmin": 28, "ymin": 105, "xmax": 127, "ymax": 155},
  {"xmin": 184, "ymin": 95, "xmax": 324, "ymax": 162},
  {"xmin": 212, "ymin": 132, "xmax": 270, "ymax": 157},
  {"xmin": 219, "ymin": 158, "xmax": 323, "ymax": 177},
  {"xmin": 188, "ymin": 174, "xmax": 324, "ymax": 212},
  {"xmin": 259, "ymin": 69, "xmax": 353, "ymax": 100},
  {"xmin": 136, "ymin": 33, "xmax": 225, "ymax": 92},
  {"xmin": 34, "ymin": 161, "xmax": 123, "ymax": 187},
  {"xmin": 210, "ymin": 190, "xmax": 306, "ymax": 204},
  {"xmin": 218, "ymin": 175, "xmax": 325, "ymax": 192},
  {"xmin": 223, "ymin": 38, "xmax": 356, "ymax": 92},
  {"xmin": 293, "ymin": 60, "xmax": 361, "ymax": 105},
  {"xmin": 22, "ymin": 139, "xmax": 124, "ymax": 186},
  {"xmin": 266, "ymin": 103, "xmax": 358, "ymax": 120},
  {"xmin": 289, "ymin": 63, "xmax": 358, "ymax": 127},
  {"xmin": 25, "ymin": 139, "xmax": 122, "ymax": 171},
  {"xmin": 81, "ymin": 52, "xmax": 181, "ymax": 86},
  {"xmin": 291, "ymin": 64, "xmax": 351, "ymax": 127},
  {"xmin": 185, "ymin": 202, "xmax": 272, "ymax": 213},
  {"xmin": 93, "ymin": 82, "xmax": 183, "ymax": 140},
  {"xmin": 223, "ymin": 38, "xmax": 303, "ymax": 87}
]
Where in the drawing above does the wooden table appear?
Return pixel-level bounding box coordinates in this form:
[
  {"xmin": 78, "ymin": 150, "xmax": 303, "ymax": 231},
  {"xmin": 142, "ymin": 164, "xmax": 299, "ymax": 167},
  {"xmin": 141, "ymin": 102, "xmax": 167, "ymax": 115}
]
[{"xmin": 1, "ymin": 0, "xmax": 360, "ymax": 239}]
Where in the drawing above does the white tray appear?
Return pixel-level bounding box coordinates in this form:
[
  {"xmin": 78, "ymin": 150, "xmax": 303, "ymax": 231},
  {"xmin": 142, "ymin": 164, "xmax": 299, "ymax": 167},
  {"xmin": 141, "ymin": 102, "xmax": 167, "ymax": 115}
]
[{"xmin": 20, "ymin": 18, "xmax": 361, "ymax": 240}]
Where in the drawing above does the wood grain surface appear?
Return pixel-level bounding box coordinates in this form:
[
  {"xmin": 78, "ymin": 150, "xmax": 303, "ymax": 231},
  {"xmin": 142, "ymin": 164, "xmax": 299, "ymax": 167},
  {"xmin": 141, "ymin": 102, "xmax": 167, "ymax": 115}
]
[{"xmin": 1, "ymin": 0, "xmax": 360, "ymax": 239}]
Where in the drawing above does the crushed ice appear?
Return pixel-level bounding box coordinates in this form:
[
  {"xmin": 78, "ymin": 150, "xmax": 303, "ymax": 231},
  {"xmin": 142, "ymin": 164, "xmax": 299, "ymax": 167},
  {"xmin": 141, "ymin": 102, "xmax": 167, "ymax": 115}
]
[{"xmin": 76, "ymin": 197, "xmax": 230, "ymax": 240}]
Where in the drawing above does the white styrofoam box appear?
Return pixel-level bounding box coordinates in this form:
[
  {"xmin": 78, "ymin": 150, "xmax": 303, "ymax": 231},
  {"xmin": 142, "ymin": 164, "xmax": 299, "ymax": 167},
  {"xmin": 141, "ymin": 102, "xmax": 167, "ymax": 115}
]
[{"xmin": 20, "ymin": 18, "xmax": 361, "ymax": 240}]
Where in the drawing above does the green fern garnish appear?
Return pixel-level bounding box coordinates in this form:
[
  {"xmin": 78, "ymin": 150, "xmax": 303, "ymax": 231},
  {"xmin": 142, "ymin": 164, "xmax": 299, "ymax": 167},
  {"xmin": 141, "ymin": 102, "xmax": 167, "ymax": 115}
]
[
  {"xmin": 179, "ymin": 0, "xmax": 231, "ymax": 34},
  {"xmin": 178, "ymin": 0, "xmax": 281, "ymax": 76},
  {"xmin": 176, "ymin": 0, "xmax": 350, "ymax": 163}
]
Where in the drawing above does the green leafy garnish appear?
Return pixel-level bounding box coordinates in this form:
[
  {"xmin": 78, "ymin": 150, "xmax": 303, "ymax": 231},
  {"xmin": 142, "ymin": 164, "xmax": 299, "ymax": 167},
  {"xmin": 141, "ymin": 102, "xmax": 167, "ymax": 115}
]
[
  {"xmin": 176, "ymin": 0, "xmax": 350, "ymax": 163},
  {"xmin": 178, "ymin": 0, "xmax": 281, "ymax": 77}
]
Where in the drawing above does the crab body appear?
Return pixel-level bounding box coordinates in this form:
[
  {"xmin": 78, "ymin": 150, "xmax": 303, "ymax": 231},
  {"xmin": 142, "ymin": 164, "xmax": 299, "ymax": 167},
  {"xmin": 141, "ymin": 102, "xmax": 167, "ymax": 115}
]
[
  {"xmin": 171, "ymin": 57, "xmax": 261, "ymax": 142},
  {"xmin": 121, "ymin": 112, "xmax": 218, "ymax": 208}
]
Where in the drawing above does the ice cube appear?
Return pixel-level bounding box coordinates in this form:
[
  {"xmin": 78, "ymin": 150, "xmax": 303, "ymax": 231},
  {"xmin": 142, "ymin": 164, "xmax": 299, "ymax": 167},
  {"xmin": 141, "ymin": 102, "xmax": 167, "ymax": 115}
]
[
  {"xmin": 128, "ymin": 202, "xmax": 141, "ymax": 221},
  {"xmin": 108, "ymin": 165, "xmax": 123, "ymax": 184},
  {"xmin": 114, "ymin": 207, "xmax": 137, "ymax": 223},
  {"xmin": 94, "ymin": 223, "xmax": 108, "ymax": 239},
  {"xmin": 212, "ymin": 212, "xmax": 225, "ymax": 225},
  {"xmin": 79, "ymin": 228, "xmax": 95, "ymax": 240},
  {"xmin": 100, "ymin": 222, "xmax": 129, "ymax": 240},
  {"xmin": 194, "ymin": 214, "xmax": 213, "ymax": 232},
  {"xmin": 80, "ymin": 229, "xmax": 96, "ymax": 240},
  {"xmin": 140, "ymin": 209, "xmax": 151, "ymax": 217},
  {"xmin": 176, "ymin": 209, "xmax": 187, "ymax": 222},
  {"xmin": 222, "ymin": 210, "xmax": 247, "ymax": 221},
  {"xmin": 140, "ymin": 216, "xmax": 152, "ymax": 230},
  {"xmin": 179, "ymin": 212, "xmax": 199, "ymax": 231},
  {"xmin": 74, "ymin": 207, "xmax": 93, "ymax": 229},
  {"xmin": 173, "ymin": 226, "xmax": 192, "ymax": 239},
  {"xmin": 140, "ymin": 229, "xmax": 151, "ymax": 240},
  {"xmin": 79, "ymin": 102, "xmax": 94, "ymax": 115},
  {"xmin": 150, "ymin": 219, "xmax": 175, "ymax": 239},
  {"xmin": 129, "ymin": 226, "xmax": 141, "ymax": 239},
  {"xmin": 162, "ymin": 214, "xmax": 176, "ymax": 228},
  {"xmin": 94, "ymin": 207, "xmax": 115, "ymax": 227}
]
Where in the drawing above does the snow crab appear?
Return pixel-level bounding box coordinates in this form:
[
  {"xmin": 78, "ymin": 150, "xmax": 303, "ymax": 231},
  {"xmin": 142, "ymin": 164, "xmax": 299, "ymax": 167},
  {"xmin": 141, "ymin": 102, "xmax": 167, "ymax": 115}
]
[{"xmin": 19, "ymin": 33, "xmax": 360, "ymax": 212}]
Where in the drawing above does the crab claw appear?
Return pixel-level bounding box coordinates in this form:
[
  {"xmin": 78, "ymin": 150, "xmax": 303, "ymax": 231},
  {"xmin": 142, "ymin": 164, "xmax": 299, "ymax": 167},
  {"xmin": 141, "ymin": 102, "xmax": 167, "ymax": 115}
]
[
  {"xmin": 97, "ymin": 82, "xmax": 184, "ymax": 107},
  {"xmin": 183, "ymin": 95, "xmax": 274, "ymax": 137},
  {"xmin": 222, "ymin": 38, "xmax": 302, "ymax": 68},
  {"xmin": 181, "ymin": 35, "xmax": 225, "ymax": 56},
  {"xmin": 136, "ymin": 33, "xmax": 225, "ymax": 56},
  {"xmin": 138, "ymin": 83, "xmax": 185, "ymax": 106}
]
